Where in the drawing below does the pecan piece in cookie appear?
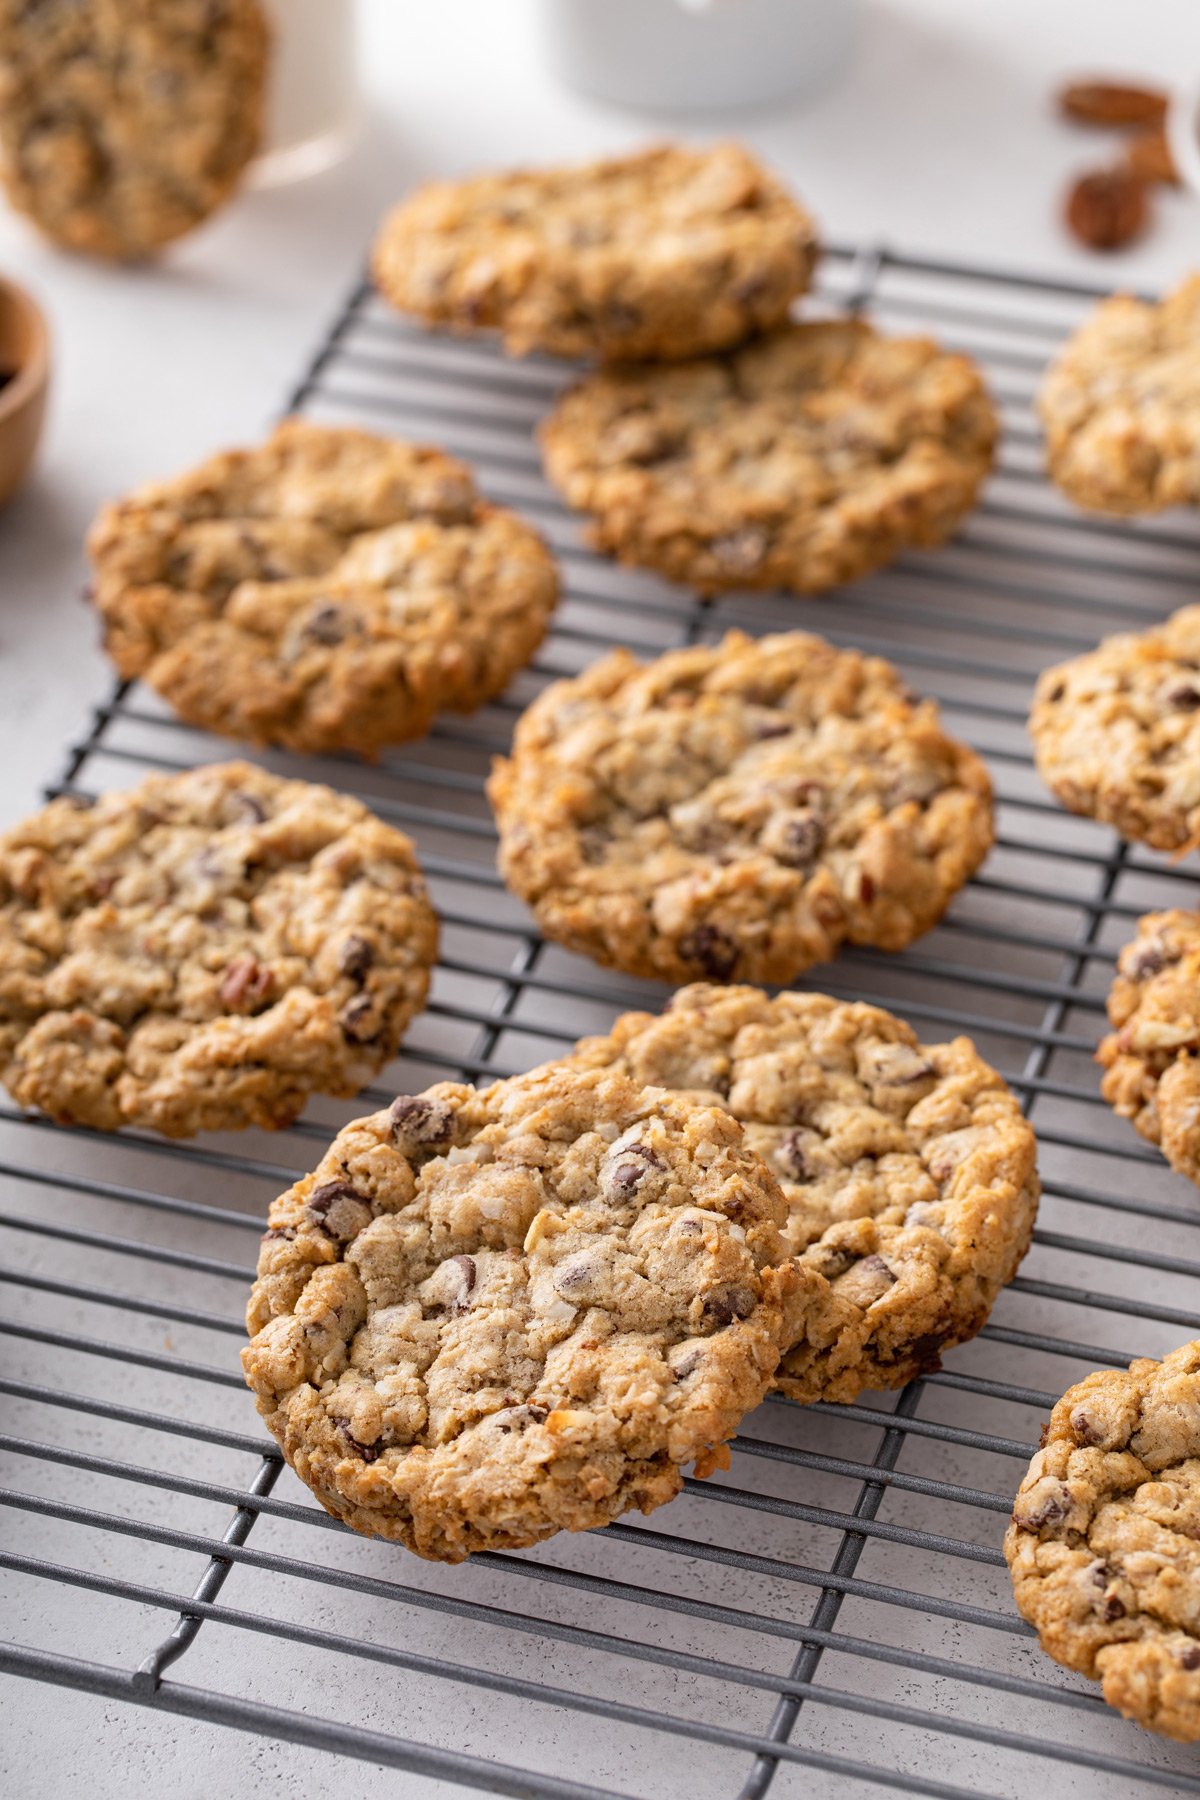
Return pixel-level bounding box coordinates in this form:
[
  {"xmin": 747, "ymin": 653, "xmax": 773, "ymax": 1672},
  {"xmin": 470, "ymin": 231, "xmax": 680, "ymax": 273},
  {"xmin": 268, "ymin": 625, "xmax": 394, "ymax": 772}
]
[
  {"xmin": 540, "ymin": 318, "xmax": 996, "ymax": 595},
  {"xmin": 1098, "ymin": 910, "xmax": 1200, "ymax": 1184},
  {"xmin": 372, "ymin": 141, "xmax": 817, "ymax": 363},
  {"xmin": 564, "ymin": 984, "xmax": 1039, "ymax": 1405},
  {"xmin": 88, "ymin": 420, "xmax": 558, "ymax": 759},
  {"xmin": 242, "ymin": 1065, "xmax": 797, "ymax": 1560},
  {"xmin": 489, "ymin": 631, "xmax": 994, "ymax": 987},
  {"xmin": 1030, "ymin": 606, "xmax": 1200, "ymax": 852},
  {"xmin": 0, "ymin": 762, "xmax": 437, "ymax": 1137},
  {"xmin": 1006, "ymin": 1340, "xmax": 1200, "ymax": 1741}
]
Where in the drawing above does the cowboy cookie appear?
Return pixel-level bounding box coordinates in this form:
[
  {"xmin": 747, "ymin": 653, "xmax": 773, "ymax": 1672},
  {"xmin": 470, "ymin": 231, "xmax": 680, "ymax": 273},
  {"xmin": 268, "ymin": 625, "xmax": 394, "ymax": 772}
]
[
  {"xmin": 1007, "ymin": 1339, "xmax": 1200, "ymax": 1741},
  {"xmin": 488, "ymin": 631, "xmax": 994, "ymax": 987},
  {"xmin": 0, "ymin": 762, "xmax": 437, "ymax": 1137},
  {"xmin": 566, "ymin": 985, "xmax": 1039, "ymax": 1404},
  {"xmin": 1099, "ymin": 911, "xmax": 1200, "ymax": 1183},
  {"xmin": 1030, "ymin": 607, "xmax": 1200, "ymax": 852},
  {"xmin": 372, "ymin": 141, "xmax": 817, "ymax": 363},
  {"xmin": 0, "ymin": 0, "xmax": 269, "ymax": 259},
  {"xmin": 539, "ymin": 319, "xmax": 996, "ymax": 594},
  {"xmin": 89, "ymin": 420, "xmax": 559, "ymax": 759},
  {"xmin": 1040, "ymin": 276, "xmax": 1200, "ymax": 514},
  {"xmin": 243, "ymin": 1064, "xmax": 797, "ymax": 1560}
]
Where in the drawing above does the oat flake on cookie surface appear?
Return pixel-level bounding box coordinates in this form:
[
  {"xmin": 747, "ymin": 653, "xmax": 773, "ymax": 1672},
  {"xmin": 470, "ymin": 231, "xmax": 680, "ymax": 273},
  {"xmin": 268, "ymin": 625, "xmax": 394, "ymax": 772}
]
[
  {"xmin": 488, "ymin": 630, "xmax": 994, "ymax": 988},
  {"xmin": 372, "ymin": 140, "xmax": 818, "ymax": 363},
  {"xmin": 1030, "ymin": 606, "xmax": 1200, "ymax": 853},
  {"xmin": 1007, "ymin": 1339, "xmax": 1200, "ymax": 1741},
  {"xmin": 0, "ymin": 761, "xmax": 437, "ymax": 1137},
  {"xmin": 90, "ymin": 420, "xmax": 558, "ymax": 759},
  {"xmin": 539, "ymin": 318, "xmax": 996, "ymax": 595},
  {"xmin": 566, "ymin": 985, "xmax": 1039, "ymax": 1405},
  {"xmin": 242, "ymin": 1064, "xmax": 798, "ymax": 1560}
]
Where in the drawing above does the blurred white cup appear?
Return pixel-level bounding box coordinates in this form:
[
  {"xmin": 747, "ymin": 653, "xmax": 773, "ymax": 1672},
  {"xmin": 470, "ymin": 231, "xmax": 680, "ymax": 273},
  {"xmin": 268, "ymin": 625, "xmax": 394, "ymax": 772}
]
[
  {"xmin": 537, "ymin": 0, "xmax": 859, "ymax": 113},
  {"xmin": 254, "ymin": 0, "xmax": 362, "ymax": 186},
  {"xmin": 1167, "ymin": 82, "xmax": 1200, "ymax": 198}
]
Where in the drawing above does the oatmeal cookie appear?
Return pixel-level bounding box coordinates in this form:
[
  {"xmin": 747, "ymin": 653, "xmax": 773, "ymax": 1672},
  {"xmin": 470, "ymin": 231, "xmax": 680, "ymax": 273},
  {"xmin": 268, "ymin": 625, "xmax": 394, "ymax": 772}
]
[
  {"xmin": 89, "ymin": 419, "xmax": 559, "ymax": 759},
  {"xmin": 0, "ymin": 0, "xmax": 269, "ymax": 260},
  {"xmin": 372, "ymin": 141, "xmax": 817, "ymax": 363},
  {"xmin": 488, "ymin": 631, "xmax": 994, "ymax": 987},
  {"xmin": 539, "ymin": 319, "xmax": 997, "ymax": 594},
  {"xmin": 566, "ymin": 985, "xmax": 1039, "ymax": 1404},
  {"xmin": 1006, "ymin": 1339, "xmax": 1200, "ymax": 1741},
  {"xmin": 242, "ymin": 1064, "xmax": 798, "ymax": 1560},
  {"xmin": 1040, "ymin": 276, "xmax": 1200, "ymax": 515},
  {"xmin": 1029, "ymin": 606, "xmax": 1200, "ymax": 852},
  {"xmin": 0, "ymin": 762, "xmax": 437, "ymax": 1137},
  {"xmin": 1098, "ymin": 911, "xmax": 1200, "ymax": 1183}
]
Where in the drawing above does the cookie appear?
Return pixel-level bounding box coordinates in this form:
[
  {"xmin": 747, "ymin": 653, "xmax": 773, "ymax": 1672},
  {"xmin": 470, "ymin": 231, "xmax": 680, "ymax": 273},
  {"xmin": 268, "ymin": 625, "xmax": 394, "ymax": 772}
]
[
  {"xmin": 488, "ymin": 630, "xmax": 994, "ymax": 988},
  {"xmin": 372, "ymin": 140, "xmax": 817, "ymax": 364},
  {"xmin": 1029, "ymin": 606, "xmax": 1200, "ymax": 852},
  {"xmin": 0, "ymin": 0, "xmax": 269, "ymax": 260},
  {"xmin": 1098, "ymin": 911, "xmax": 1200, "ymax": 1183},
  {"xmin": 89, "ymin": 419, "xmax": 559, "ymax": 759},
  {"xmin": 1039, "ymin": 277, "xmax": 1200, "ymax": 515},
  {"xmin": 565, "ymin": 985, "xmax": 1039, "ymax": 1405},
  {"xmin": 1006, "ymin": 1340, "xmax": 1200, "ymax": 1741},
  {"xmin": 242, "ymin": 1064, "xmax": 798, "ymax": 1560},
  {"xmin": 0, "ymin": 761, "xmax": 437, "ymax": 1137},
  {"xmin": 539, "ymin": 319, "xmax": 997, "ymax": 595}
]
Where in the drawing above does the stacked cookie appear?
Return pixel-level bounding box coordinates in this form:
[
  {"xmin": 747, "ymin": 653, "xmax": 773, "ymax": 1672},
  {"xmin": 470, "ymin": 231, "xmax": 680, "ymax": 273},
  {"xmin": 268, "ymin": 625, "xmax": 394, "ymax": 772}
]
[{"xmin": 241, "ymin": 989, "xmax": 1039, "ymax": 1559}]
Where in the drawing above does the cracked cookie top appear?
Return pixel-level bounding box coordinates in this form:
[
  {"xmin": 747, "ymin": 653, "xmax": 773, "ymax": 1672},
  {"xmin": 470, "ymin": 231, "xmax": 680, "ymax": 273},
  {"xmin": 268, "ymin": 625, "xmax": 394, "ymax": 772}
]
[
  {"xmin": 488, "ymin": 630, "xmax": 994, "ymax": 988},
  {"xmin": 1039, "ymin": 276, "xmax": 1200, "ymax": 515},
  {"xmin": 0, "ymin": 0, "xmax": 269, "ymax": 259},
  {"xmin": 1030, "ymin": 606, "xmax": 1200, "ymax": 852},
  {"xmin": 566, "ymin": 985, "xmax": 1039, "ymax": 1404},
  {"xmin": 90, "ymin": 420, "xmax": 559, "ymax": 758},
  {"xmin": 539, "ymin": 318, "xmax": 996, "ymax": 595},
  {"xmin": 0, "ymin": 761, "xmax": 437, "ymax": 1137},
  {"xmin": 372, "ymin": 140, "xmax": 817, "ymax": 363},
  {"xmin": 1099, "ymin": 910, "xmax": 1200, "ymax": 1185},
  {"xmin": 1006, "ymin": 1339, "xmax": 1200, "ymax": 1741},
  {"xmin": 242, "ymin": 1064, "xmax": 797, "ymax": 1560}
]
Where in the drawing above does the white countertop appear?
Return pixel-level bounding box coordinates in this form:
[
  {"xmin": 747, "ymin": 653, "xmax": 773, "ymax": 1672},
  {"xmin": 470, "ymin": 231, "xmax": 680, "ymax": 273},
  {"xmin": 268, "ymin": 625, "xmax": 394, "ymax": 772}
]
[{"xmin": 3, "ymin": 3, "xmax": 1200, "ymax": 1795}]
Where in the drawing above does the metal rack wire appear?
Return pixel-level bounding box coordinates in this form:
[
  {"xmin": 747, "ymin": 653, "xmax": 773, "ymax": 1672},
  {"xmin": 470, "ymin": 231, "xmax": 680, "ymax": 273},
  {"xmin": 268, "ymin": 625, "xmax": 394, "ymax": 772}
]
[{"xmin": 4, "ymin": 243, "xmax": 1200, "ymax": 1799}]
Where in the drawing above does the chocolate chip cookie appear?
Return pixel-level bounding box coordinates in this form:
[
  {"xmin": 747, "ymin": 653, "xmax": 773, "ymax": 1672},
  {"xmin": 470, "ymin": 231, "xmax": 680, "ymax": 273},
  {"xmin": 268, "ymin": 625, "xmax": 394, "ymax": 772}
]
[
  {"xmin": 0, "ymin": 0, "xmax": 269, "ymax": 260},
  {"xmin": 0, "ymin": 762, "xmax": 437, "ymax": 1137},
  {"xmin": 566, "ymin": 985, "xmax": 1039, "ymax": 1405},
  {"xmin": 242, "ymin": 1064, "xmax": 798, "ymax": 1560},
  {"xmin": 89, "ymin": 420, "xmax": 559, "ymax": 758},
  {"xmin": 1029, "ymin": 606, "xmax": 1200, "ymax": 852},
  {"xmin": 539, "ymin": 319, "xmax": 997, "ymax": 594},
  {"xmin": 488, "ymin": 631, "xmax": 994, "ymax": 987},
  {"xmin": 1040, "ymin": 276, "xmax": 1200, "ymax": 514},
  {"xmin": 1007, "ymin": 1339, "xmax": 1200, "ymax": 1741},
  {"xmin": 1098, "ymin": 911, "xmax": 1200, "ymax": 1183},
  {"xmin": 372, "ymin": 141, "xmax": 817, "ymax": 364}
]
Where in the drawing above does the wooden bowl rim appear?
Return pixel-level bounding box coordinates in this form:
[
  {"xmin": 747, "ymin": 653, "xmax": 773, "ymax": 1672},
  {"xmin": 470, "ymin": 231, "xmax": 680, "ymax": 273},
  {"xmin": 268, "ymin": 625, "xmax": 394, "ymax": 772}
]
[{"xmin": 0, "ymin": 274, "xmax": 49, "ymax": 424}]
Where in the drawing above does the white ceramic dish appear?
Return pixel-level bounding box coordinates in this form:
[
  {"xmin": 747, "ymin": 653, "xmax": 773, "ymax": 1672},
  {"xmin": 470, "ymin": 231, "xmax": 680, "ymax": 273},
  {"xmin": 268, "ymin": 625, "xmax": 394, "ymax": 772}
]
[
  {"xmin": 254, "ymin": 0, "xmax": 362, "ymax": 186},
  {"xmin": 1167, "ymin": 80, "xmax": 1200, "ymax": 197},
  {"xmin": 536, "ymin": 0, "xmax": 860, "ymax": 113}
]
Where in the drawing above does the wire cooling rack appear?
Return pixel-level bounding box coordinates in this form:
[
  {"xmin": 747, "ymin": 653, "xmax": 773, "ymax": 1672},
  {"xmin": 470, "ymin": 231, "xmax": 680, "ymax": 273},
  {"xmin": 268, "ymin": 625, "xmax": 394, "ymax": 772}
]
[{"xmin": 4, "ymin": 243, "xmax": 1200, "ymax": 1800}]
